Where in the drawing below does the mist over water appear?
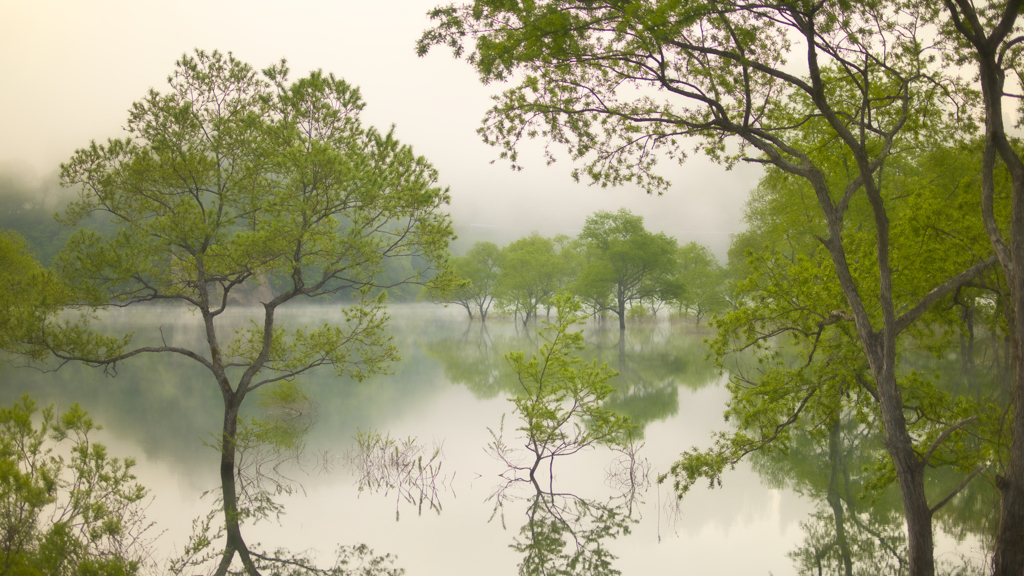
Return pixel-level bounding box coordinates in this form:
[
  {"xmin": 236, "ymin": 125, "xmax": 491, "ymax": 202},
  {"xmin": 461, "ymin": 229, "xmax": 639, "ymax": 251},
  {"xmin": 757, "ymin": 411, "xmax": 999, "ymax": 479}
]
[{"xmin": 0, "ymin": 303, "xmax": 986, "ymax": 574}]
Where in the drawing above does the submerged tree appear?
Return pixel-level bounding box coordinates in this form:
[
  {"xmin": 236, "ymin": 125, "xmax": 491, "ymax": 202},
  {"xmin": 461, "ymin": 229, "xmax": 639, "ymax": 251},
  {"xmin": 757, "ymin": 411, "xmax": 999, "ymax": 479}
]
[
  {"xmin": 496, "ymin": 295, "xmax": 634, "ymax": 484},
  {"xmin": 494, "ymin": 233, "xmax": 569, "ymax": 326},
  {"xmin": 487, "ymin": 295, "xmax": 643, "ymax": 575},
  {"xmin": 429, "ymin": 240, "xmax": 501, "ymax": 321},
  {"xmin": 49, "ymin": 49, "xmax": 454, "ymax": 576},
  {"xmin": 570, "ymin": 209, "xmax": 683, "ymax": 335},
  {"xmin": 673, "ymin": 242, "xmax": 727, "ymax": 326}
]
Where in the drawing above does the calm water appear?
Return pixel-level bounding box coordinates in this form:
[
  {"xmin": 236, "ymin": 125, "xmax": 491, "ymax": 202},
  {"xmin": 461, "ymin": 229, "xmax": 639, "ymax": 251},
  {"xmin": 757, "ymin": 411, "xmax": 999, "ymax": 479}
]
[{"xmin": 0, "ymin": 304, "xmax": 988, "ymax": 574}]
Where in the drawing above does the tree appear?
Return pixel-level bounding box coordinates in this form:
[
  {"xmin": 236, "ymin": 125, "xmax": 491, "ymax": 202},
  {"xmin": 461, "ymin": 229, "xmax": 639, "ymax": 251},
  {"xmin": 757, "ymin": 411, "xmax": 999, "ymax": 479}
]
[
  {"xmin": 51, "ymin": 50, "xmax": 454, "ymax": 576},
  {"xmin": 487, "ymin": 295, "xmax": 639, "ymax": 575},
  {"xmin": 0, "ymin": 396, "xmax": 152, "ymax": 576},
  {"xmin": 419, "ymin": 3, "xmax": 996, "ymax": 574},
  {"xmin": 938, "ymin": 3, "xmax": 1024, "ymax": 573},
  {"xmin": 674, "ymin": 143, "xmax": 999, "ymax": 572},
  {"xmin": 431, "ymin": 241, "xmax": 501, "ymax": 320},
  {"xmin": 500, "ymin": 295, "xmax": 634, "ymax": 480},
  {"xmin": 494, "ymin": 233, "xmax": 568, "ymax": 326},
  {"xmin": 674, "ymin": 242, "xmax": 727, "ymax": 326},
  {"xmin": 571, "ymin": 209, "xmax": 683, "ymax": 334},
  {"xmin": 0, "ymin": 231, "xmax": 76, "ymax": 363}
]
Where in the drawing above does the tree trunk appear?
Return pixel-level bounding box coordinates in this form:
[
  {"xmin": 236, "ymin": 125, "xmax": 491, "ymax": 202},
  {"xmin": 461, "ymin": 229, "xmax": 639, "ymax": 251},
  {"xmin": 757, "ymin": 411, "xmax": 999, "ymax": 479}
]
[
  {"xmin": 213, "ymin": 394, "xmax": 261, "ymax": 576},
  {"xmin": 994, "ymin": 311, "xmax": 1024, "ymax": 576},
  {"xmin": 945, "ymin": 3, "xmax": 1024, "ymax": 571},
  {"xmin": 867, "ymin": 338, "xmax": 934, "ymax": 576},
  {"xmin": 617, "ymin": 291, "xmax": 626, "ymax": 337},
  {"xmin": 820, "ymin": 210, "xmax": 935, "ymax": 575}
]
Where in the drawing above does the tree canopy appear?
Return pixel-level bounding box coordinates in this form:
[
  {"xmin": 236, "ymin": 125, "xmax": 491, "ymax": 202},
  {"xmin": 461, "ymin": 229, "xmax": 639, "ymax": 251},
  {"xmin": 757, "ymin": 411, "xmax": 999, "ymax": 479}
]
[
  {"xmin": 493, "ymin": 232, "xmax": 569, "ymax": 325},
  {"xmin": 571, "ymin": 208, "xmax": 683, "ymax": 333}
]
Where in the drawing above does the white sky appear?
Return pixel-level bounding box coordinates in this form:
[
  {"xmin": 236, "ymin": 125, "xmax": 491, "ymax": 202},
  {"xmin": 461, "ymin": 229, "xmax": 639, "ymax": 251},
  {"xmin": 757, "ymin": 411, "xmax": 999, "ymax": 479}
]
[{"xmin": 0, "ymin": 0, "xmax": 759, "ymax": 258}]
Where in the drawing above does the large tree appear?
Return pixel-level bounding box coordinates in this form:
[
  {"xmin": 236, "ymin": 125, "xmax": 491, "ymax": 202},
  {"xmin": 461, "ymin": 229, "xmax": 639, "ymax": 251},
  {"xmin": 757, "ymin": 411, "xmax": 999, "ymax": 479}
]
[
  {"xmin": 419, "ymin": 2, "xmax": 996, "ymax": 574},
  {"xmin": 939, "ymin": 3, "xmax": 1024, "ymax": 573},
  {"xmin": 50, "ymin": 50, "xmax": 454, "ymax": 576}
]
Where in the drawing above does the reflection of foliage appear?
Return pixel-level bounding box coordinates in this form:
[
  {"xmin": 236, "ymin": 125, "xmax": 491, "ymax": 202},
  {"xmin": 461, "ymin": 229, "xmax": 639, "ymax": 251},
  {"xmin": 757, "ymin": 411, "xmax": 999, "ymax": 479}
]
[
  {"xmin": 423, "ymin": 323, "xmax": 517, "ymax": 399},
  {"xmin": 512, "ymin": 487, "xmax": 637, "ymax": 576},
  {"xmin": 752, "ymin": 413, "xmax": 991, "ymax": 576},
  {"xmin": 487, "ymin": 418, "xmax": 646, "ymax": 576},
  {"xmin": 235, "ymin": 382, "xmax": 320, "ymax": 524},
  {"xmin": 347, "ymin": 428, "xmax": 449, "ymax": 520},
  {"xmin": 0, "ymin": 396, "xmax": 153, "ymax": 576},
  {"xmin": 593, "ymin": 322, "xmax": 725, "ymax": 434},
  {"xmin": 197, "ymin": 382, "xmax": 320, "ymax": 527},
  {"xmin": 790, "ymin": 505, "xmax": 907, "ymax": 576},
  {"xmin": 427, "ymin": 314, "xmax": 720, "ymax": 434},
  {"xmin": 173, "ymin": 523, "xmax": 405, "ymax": 576}
]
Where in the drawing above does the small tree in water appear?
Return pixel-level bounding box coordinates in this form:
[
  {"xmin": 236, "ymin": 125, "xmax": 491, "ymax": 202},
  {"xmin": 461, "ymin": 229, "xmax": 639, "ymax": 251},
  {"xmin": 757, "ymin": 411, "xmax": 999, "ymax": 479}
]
[
  {"xmin": 496, "ymin": 294, "xmax": 635, "ymax": 488},
  {"xmin": 489, "ymin": 295, "xmax": 644, "ymax": 575}
]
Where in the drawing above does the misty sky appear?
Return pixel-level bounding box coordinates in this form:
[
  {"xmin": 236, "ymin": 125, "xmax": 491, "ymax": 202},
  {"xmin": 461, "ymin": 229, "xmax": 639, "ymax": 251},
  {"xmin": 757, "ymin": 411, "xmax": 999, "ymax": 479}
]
[{"xmin": 0, "ymin": 0, "xmax": 761, "ymax": 258}]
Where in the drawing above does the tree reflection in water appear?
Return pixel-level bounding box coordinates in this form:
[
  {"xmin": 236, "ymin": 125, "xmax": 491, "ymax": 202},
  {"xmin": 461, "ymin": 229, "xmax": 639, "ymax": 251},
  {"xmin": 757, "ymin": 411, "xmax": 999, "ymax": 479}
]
[
  {"xmin": 757, "ymin": 416, "xmax": 989, "ymax": 576},
  {"xmin": 488, "ymin": 443, "xmax": 649, "ymax": 576}
]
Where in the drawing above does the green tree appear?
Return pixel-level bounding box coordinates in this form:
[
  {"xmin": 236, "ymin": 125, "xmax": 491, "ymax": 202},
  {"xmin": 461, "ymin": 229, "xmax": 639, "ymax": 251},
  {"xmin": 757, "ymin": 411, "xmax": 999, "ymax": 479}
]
[
  {"xmin": 571, "ymin": 209, "xmax": 683, "ymax": 335},
  {"xmin": 939, "ymin": 3, "xmax": 1024, "ymax": 573},
  {"xmin": 489, "ymin": 295, "xmax": 640, "ymax": 575},
  {"xmin": 418, "ymin": 3, "xmax": 998, "ymax": 574},
  {"xmin": 0, "ymin": 231, "xmax": 77, "ymax": 363},
  {"xmin": 494, "ymin": 233, "xmax": 568, "ymax": 326},
  {"xmin": 675, "ymin": 144, "xmax": 1000, "ymax": 573},
  {"xmin": 431, "ymin": 241, "xmax": 501, "ymax": 320},
  {"xmin": 0, "ymin": 396, "xmax": 151, "ymax": 576},
  {"xmin": 674, "ymin": 242, "xmax": 727, "ymax": 326},
  {"xmin": 50, "ymin": 50, "xmax": 454, "ymax": 576},
  {"xmin": 500, "ymin": 295, "xmax": 634, "ymax": 482}
]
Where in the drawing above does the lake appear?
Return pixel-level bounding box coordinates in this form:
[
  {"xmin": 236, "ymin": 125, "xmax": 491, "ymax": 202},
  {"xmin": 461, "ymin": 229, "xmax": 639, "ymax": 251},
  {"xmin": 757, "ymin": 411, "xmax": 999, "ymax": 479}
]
[{"xmin": 0, "ymin": 303, "xmax": 988, "ymax": 574}]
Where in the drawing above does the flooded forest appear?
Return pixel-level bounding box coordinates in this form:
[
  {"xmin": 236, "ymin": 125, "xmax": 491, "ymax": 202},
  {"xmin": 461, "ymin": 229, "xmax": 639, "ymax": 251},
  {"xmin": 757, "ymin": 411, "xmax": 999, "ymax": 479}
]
[{"xmin": 3, "ymin": 1, "xmax": 1024, "ymax": 575}]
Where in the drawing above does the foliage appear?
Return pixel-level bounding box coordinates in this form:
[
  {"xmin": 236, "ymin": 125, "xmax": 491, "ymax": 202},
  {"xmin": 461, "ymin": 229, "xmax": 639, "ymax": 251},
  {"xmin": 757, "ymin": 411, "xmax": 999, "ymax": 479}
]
[
  {"xmin": 496, "ymin": 295, "xmax": 635, "ymax": 482},
  {"xmin": 0, "ymin": 231, "xmax": 75, "ymax": 362},
  {"xmin": 493, "ymin": 233, "xmax": 569, "ymax": 324},
  {"xmin": 570, "ymin": 209, "xmax": 683, "ymax": 332},
  {"xmin": 428, "ymin": 241, "xmax": 501, "ymax": 320},
  {"xmin": 485, "ymin": 295, "xmax": 644, "ymax": 575},
  {"xmin": 52, "ymin": 49, "xmax": 455, "ymax": 576},
  {"xmin": 0, "ymin": 396, "xmax": 152, "ymax": 576},
  {"xmin": 663, "ymin": 142, "xmax": 999, "ymax": 489},
  {"xmin": 418, "ymin": 3, "xmax": 1007, "ymax": 571},
  {"xmin": 673, "ymin": 242, "xmax": 728, "ymax": 326}
]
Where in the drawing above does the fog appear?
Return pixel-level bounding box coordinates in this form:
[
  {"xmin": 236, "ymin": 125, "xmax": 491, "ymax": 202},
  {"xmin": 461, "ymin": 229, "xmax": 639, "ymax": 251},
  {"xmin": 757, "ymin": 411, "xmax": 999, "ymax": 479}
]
[{"xmin": 0, "ymin": 0, "xmax": 758, "ymax": 259}]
